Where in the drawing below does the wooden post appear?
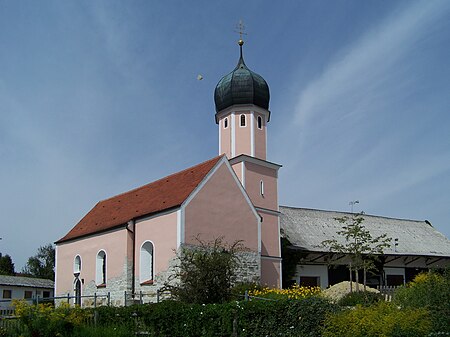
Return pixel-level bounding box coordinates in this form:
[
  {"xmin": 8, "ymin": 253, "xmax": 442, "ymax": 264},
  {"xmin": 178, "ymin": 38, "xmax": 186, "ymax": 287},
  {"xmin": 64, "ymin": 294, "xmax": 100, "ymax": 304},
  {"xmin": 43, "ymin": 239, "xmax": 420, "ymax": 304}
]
[
  {"xmin": 67, "ymin": 293, "xmax": 70, "ymax": 304},
  {"xmin": 107, "ymin": 292, "xmax": 111, "ymax": 306},
  {"xmin": 94, "ymin": 293, "xmax": 97, "ymax": 308}
]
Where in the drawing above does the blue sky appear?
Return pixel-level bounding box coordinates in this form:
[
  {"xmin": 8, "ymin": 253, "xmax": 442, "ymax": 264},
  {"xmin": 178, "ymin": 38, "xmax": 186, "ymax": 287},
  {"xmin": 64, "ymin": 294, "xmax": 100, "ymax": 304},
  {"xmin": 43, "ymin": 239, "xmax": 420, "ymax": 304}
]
[{"xmin": 1, "ymin": 1, "xmax": 449, "ymax": 270}]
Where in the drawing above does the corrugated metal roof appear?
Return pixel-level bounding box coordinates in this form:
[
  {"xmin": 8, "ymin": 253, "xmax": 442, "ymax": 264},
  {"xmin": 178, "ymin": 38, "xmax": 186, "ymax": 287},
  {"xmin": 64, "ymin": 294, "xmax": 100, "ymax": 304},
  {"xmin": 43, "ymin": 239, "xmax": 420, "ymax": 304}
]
[
  {"xmin": 280, "ymin": 206, "xmax": 450, "ymax": 257},
  {"xmin": 0, "ymin": 275, "xmax": 54, "ymax": 288}
]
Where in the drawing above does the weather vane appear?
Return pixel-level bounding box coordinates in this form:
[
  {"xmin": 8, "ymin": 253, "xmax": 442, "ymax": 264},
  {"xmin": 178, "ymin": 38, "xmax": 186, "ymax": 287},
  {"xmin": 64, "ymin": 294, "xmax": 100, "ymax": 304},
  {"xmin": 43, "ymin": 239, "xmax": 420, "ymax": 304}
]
[{"xmin": 235, "ymin": 19, "xmax": 247, "ymax": 45}]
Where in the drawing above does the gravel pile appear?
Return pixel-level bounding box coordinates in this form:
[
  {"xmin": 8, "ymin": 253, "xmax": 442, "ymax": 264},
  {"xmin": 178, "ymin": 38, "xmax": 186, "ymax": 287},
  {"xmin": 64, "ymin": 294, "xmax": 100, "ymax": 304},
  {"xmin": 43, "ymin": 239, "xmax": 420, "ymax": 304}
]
[{"xmin": 323, "ymin": 281, "xmax": 380, "ymax": 302}]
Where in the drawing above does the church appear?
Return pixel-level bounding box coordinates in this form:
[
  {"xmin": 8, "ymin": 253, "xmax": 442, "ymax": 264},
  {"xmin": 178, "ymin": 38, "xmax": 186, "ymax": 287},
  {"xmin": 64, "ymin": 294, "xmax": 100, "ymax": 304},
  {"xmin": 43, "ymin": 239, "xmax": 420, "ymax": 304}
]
[{"xmin": 55, "ymin": 38, "xmax": 450, "ymax": 306}]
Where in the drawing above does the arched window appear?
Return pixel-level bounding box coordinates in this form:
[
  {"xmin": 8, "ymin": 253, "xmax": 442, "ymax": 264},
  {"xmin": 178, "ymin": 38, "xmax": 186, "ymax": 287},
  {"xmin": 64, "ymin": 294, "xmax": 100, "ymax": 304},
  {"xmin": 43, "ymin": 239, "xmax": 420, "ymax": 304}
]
[
  {"xmin": 74, "ymin": 255, "xmax": 81, "ymax": 274},
  {"xmin": 260, "ymin": 180, "xmax": 264, "ymax": 197},
  {"xmin": 240, "ymin": 114, "xmax": 246, "ymax": 127},
  {"xmin": 224, "ymin": 118, "xmax": 228, "ymax": 129},
  {"xmin": 96, "ymin": 250, "xmax": 107, "ymax": 286},
  {"xmin": 140, "ymin": 241, "xmax": 154, "ymax": 283},
  {"xmin": 74, "ymin": 279, "xmax": 81, "ymax": 306},
  {"xmin": 257, "ymin": 116, "xmax": 262, "ymax": 129}
]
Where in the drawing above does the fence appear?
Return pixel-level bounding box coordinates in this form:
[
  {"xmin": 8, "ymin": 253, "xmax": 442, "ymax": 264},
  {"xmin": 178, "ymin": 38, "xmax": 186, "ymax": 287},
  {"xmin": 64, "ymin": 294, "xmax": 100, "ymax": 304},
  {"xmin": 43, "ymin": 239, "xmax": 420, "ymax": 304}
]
[
  {"xmin": 124, "ymin": 288, "xmax": 171, "ymax": 306},
  {"xmin": 376, "ymin": 285, "xmax": 399, "ymax": 301}
]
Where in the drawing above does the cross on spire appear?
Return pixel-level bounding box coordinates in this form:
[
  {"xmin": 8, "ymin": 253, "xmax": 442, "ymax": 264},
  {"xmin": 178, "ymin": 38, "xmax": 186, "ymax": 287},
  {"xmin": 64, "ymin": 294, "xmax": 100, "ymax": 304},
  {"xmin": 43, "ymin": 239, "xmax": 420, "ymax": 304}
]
[{"xmin": 235, "ymin": 19, "xmax": 247, "ymax": 45}]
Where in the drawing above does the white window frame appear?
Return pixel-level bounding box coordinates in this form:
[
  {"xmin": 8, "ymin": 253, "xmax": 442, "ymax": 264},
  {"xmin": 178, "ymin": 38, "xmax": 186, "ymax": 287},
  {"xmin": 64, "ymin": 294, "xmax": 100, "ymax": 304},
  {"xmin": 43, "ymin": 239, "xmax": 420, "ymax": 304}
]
[
  {"xmin": 260, "ymin": 180, "xmax": 264, "ymax": 196},
  {"xmin": 240, "ymin": 114, "xmax": 246, "ymax": 127},
  {"xmin": 140, "ymin": 241, "xmax": 154, "ymax": 283},
  {"xmin": 74, "ymin": 255, "xmax": 82, "ymax": 274},
  {"xmin": 95, "ymin": 250, "xmax": 107, "ymax": 286},
  {"xmin": 257, "ymin": 115, "xmax": 263, "ymax": 129}
]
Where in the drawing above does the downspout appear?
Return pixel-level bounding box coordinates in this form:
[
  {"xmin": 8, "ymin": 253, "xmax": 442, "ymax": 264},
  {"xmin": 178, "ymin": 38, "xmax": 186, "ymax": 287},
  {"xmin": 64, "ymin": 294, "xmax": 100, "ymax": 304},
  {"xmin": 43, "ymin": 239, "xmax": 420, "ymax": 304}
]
[{"xmin": 127, "ymin": 220, "xmax": 136, "ymax": 296}]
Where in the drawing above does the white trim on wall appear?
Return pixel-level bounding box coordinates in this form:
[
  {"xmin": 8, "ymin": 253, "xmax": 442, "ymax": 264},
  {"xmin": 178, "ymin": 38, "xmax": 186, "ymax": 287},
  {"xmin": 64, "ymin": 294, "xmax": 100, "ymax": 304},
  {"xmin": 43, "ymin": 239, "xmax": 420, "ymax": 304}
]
[
  {"xmin": 176, "ymin": 208, "xmax": 185, "ymax": 248},
  {"xmin": 218, "ymin": 118, "xmax": 222, "ymax": 155},
  {"xmin": 231, "ymin": 112, "xmax": 236, "ymax": 157},
  {"xmin": 250, "ymin": 111, "xmax": 255, "ymax": 157},
  {"xmin": 54, "ymin": 246, "xmax": 58, "ymax": 293},
  {"xmin": 241, "ymin": 162, "xmax": 246, "ymax": 188}
]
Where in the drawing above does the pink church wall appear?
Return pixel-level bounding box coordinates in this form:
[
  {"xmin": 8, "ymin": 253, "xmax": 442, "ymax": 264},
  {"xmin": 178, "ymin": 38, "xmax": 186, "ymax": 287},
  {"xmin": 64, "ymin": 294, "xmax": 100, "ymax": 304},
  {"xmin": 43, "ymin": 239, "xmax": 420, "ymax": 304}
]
[
  {"xmin": 56, "ymin": 228, "xmax": 129, "ymax": 295},
  {"xmin": 184, "ymin": 161, "xmax": 258, "ymax": 251},
  {"xmin": 244, "ymin": 162, "xmax": 278, "ymax": 211},
  {"xmin": 261, "ymin": 258, "xmax": 281, "ymax": 288},
  {"xmin": 134, "ymin": 210, "xmax": 178, "ymax": 283},
  {"xmin": 231, "ymin": 161, "xmax": 243, "ymax": 183},
  {"xmin": 253, "ymin": 113, "xmax": 266, "ymax": 160},
  {"xmin": 234, "ymin": 111, "xmax": 252, "ymax": 157},
  {"xmin": 260, "ymin": 212, "xmax": 280, "ymax": 257}
]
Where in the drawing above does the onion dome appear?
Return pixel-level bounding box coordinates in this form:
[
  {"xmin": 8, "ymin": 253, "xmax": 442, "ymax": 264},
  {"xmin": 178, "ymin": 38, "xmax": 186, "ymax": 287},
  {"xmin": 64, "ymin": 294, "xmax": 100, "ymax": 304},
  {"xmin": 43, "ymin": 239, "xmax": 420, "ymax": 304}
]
[{"xmin": 214, "ymin": 40, "xmax": 270, "ymax": 113}]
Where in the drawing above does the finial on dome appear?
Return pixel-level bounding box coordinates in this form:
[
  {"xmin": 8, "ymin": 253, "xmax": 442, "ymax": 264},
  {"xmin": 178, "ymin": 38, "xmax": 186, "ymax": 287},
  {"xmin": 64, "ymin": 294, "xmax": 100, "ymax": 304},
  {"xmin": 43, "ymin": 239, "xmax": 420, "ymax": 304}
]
[{"xmin": 235, "ymin": 20, "xmax": 247, "ymax": 61}]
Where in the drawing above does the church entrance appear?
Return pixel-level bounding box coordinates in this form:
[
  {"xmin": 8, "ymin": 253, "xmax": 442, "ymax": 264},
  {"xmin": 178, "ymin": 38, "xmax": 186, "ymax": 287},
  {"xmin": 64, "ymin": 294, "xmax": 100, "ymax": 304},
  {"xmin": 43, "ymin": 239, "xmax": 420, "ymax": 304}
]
[{"xmin": 74, "ymin": 279, "xmax": 81, "ymax": 306}]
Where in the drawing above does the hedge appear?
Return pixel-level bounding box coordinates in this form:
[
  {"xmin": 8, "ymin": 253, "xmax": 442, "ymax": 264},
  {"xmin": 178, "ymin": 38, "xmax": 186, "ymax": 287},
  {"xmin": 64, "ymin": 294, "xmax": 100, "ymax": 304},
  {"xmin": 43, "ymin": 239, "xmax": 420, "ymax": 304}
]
[{"xmin": 92, "ymin": 296, "xmax": 338, "ymax": 337}]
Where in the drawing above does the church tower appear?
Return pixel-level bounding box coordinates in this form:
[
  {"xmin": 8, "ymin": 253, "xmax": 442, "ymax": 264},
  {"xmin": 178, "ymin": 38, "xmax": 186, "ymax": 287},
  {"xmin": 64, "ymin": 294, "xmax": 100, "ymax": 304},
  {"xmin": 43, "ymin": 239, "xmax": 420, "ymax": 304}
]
[{"xmin": 214, "ymin": 38, "xmax": 282, "ymax": 288}]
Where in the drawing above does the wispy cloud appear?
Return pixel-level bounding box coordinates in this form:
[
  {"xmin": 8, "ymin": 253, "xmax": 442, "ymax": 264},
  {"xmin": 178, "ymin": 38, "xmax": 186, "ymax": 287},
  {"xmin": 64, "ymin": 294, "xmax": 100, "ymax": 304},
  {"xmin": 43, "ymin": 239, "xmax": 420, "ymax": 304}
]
[
  {"xmin": 294, "ymin": 1, "xmax": 449, "ymax": 131},
  {"xmin": 277, "ymin": 0, "xmax": 450, "ymax": 226}
]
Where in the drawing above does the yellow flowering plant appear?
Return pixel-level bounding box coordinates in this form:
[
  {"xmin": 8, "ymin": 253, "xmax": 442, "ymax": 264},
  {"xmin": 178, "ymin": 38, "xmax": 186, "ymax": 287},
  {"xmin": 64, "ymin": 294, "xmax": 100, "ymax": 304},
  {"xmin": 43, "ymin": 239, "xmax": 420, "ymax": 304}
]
[{"xmin": 248, "ymin": 284, "xmax": 321, "ymax": 300}]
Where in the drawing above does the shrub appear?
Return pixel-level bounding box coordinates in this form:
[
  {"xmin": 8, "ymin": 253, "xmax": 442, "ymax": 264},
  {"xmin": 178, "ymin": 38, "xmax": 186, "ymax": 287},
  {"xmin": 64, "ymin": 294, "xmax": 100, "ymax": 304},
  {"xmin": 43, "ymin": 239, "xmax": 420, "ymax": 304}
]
[
  {"xmin": 393, "ymin": 270, "xmax": 450, "ymax": 333},
  {"xmin": 248, "ymin": 283, "xmax": 321, "ymax": 300},
  {"xmin": 322, "ymin": 301, "xmax": 432, "ymax": 337},
  {"xmin": 337, "ymin": 290, "xmax": 383, "ymax": 306},
  {"xmin": 165, "ymin": 237, "xmax": 244, "ymax": 304},
  {"xmin": 13, "ymin": 300, "xmax": 89, "ymax": 337},
  {"xmin": 71, "ymin": 325, "xmax": 134, "ymax": 337},
  {"xmin": 230, "ymin": 282, "xmax": 262, "ymax": 300}
]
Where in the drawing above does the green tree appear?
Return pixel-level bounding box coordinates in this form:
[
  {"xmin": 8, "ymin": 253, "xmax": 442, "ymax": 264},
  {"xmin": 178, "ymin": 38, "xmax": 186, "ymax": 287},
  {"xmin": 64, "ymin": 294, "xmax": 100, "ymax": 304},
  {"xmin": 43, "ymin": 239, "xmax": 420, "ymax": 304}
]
[
  {"xmin": 164, "ymin": 237, "xmax": 243, "ymax": 304},
  {"xmin": 22, "ymin": 244, "xmax": 55, "ymax": 280},
  {"xmin": 0, "ymin": 254, "xmax": 15, "ymax": 275},
  {"xmin": 321, "ymin": 214, "xmax": 391, "ymax": 291}
]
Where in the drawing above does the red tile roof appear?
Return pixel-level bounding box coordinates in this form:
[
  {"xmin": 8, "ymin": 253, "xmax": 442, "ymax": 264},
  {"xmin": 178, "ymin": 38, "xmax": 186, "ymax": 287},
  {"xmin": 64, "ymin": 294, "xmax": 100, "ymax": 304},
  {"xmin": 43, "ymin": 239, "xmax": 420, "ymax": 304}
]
[{"xmin": 56, "ymin": 156, "xmax": 223, "ymax": 243}]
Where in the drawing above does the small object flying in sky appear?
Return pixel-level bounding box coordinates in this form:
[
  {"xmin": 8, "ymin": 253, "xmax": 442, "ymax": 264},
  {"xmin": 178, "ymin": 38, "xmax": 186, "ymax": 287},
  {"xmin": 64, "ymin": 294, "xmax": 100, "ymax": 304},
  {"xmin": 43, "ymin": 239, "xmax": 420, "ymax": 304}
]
[{"xmin": 197, "ymin": 74, "xmax": 203, "ymax": 80}]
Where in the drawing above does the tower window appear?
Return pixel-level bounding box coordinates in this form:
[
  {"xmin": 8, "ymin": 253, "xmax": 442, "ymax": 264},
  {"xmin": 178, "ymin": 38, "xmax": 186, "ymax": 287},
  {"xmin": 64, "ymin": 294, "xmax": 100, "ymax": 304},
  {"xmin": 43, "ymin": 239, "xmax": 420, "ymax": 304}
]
[
  {"xmin": 257, "ymin": 116, "xmax": 262, "ymax": 129},
  {"xmin": 240, "ymin": 114, "xmax": 246, "ymax": 127},
  {"xmin": 224, "ymin": 117, "xmax": 228, "ymax": 129},
  {"xmin": 260, "ymin": 180, "xmax": 264, "ymax": 196}
]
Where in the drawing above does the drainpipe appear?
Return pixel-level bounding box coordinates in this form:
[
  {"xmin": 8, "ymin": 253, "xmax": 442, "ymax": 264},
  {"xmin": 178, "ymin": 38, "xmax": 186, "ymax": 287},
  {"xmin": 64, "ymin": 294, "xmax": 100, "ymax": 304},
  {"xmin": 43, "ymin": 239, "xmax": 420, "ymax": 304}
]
[{"xmin": 127, "ymin": 220, "xmax": 136, "ymax": 296}]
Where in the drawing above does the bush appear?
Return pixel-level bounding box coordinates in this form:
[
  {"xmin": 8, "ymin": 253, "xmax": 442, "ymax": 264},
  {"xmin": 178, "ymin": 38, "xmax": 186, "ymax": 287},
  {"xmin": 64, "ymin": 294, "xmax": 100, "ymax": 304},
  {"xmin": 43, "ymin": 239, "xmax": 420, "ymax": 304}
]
[
  {"xmin": 337, "ymin": 290, "xmax": 383, "ymax": 306},
  {"xmin": 230, "ymin": 282, "xmax": 263, "ymax": 300},
  {"xmin": 322, "ymin": 301, "xmax": 432, "ymax": 337},
  {"xmin": 248, "ymin": 284, "xmax": 322, "ymax": 300},
  {"xmin": 94, "ymin": 296, "xmax": 337, "ymax": 337},
  {"xmin": 165, "ymin": 238, "xmax": 243, "ymax": 304},
  {"xmin": 10, "ymin": 295, "xmax": 337, "ymax": 336},
  {"xmin": 13, "ymin": 300, "xmax": 89, "ymax": 337},
  {"xmin": 393, "ymin": 270, "xmax": 450, "ymax": 333}
]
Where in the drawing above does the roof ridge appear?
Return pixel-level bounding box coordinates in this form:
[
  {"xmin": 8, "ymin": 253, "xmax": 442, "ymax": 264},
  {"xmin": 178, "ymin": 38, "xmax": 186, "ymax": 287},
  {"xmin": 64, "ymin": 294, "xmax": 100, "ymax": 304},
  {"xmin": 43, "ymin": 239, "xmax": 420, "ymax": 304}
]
[
  {"xmin": 99, "ymin": 155, "xmax": 224, "ymax": 203},
  {"xmin": 279, "ymin": 205, "xmax": 426, "ymax": 223}
]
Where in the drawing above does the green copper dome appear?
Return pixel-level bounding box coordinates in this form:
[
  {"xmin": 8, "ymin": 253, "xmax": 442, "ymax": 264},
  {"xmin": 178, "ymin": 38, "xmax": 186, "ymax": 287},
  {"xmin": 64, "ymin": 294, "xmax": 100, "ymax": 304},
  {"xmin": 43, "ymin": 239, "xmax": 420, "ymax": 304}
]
[{"xmin": 214, "ymin": 42, "xmax": 270, "ymax": 113}]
